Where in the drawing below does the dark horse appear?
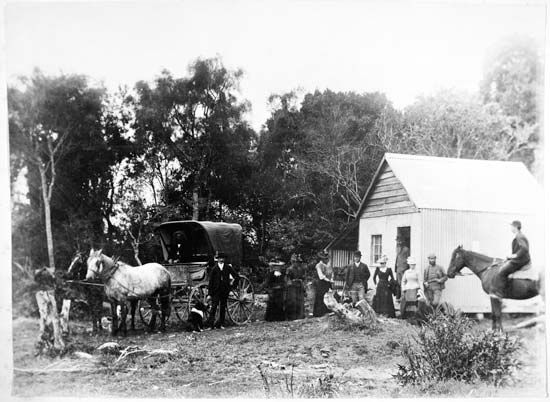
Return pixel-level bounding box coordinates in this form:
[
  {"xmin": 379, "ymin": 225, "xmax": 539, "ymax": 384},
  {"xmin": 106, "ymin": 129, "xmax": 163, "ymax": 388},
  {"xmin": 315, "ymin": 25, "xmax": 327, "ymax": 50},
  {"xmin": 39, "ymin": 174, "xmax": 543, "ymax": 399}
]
[
  {"xmin": 447, "ymin": 245, "xmax": 542, "ymax": 331},
  {"xmin": 86, "ymin": 249, "xmax": 171, "ymax": 336},
  {"xmin": 66, "ymin": 252, "xmax": 139, "ymax": 334}
]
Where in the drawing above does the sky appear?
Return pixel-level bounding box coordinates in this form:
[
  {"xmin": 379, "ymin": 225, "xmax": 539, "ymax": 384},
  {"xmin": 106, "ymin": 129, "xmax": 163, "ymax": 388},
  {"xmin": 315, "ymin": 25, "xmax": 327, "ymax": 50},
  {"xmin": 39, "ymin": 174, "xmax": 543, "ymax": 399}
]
[{"xmin": 4, "ymin": 0, "xmax": 547, "ymax": 132}]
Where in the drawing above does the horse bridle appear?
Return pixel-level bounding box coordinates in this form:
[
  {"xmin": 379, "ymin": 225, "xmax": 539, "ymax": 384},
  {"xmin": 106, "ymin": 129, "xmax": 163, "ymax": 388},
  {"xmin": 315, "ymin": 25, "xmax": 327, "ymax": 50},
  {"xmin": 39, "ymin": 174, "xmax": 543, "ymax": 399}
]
[
  {"xmin": 455, "ymin": 250, "xmax": 495, "ymax": 276},
  {"xmin": 90, "ymin": 254, "xmax": 120, "ymax": 283}
]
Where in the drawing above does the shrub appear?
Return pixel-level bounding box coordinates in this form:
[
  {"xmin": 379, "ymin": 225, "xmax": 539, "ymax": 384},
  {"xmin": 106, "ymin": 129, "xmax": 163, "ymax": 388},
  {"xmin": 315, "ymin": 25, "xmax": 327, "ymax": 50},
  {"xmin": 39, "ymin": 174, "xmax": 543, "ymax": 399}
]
[
  {"xmin": 395, "ymin": 309, "xmax": 521, "ymax": 387},
  {"xmin": 257, "ymin": 364, "xmax": 340, "ymax": 398}
]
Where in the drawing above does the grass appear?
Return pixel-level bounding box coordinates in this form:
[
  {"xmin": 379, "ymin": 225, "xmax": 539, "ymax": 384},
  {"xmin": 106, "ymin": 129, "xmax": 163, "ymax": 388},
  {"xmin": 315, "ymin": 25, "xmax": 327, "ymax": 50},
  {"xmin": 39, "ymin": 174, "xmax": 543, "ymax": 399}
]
[{"xmin": 11, "ymin": 309, "xmax": 547, "ymax": 398}]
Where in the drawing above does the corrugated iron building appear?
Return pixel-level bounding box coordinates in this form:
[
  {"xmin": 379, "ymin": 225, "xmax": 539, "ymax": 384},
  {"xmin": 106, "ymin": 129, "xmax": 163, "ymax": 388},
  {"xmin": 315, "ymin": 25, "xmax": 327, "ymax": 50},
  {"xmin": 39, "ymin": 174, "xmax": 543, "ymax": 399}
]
[{"xmin": 353, "ymin": 153, "xmax": 544, "ymax": 313}]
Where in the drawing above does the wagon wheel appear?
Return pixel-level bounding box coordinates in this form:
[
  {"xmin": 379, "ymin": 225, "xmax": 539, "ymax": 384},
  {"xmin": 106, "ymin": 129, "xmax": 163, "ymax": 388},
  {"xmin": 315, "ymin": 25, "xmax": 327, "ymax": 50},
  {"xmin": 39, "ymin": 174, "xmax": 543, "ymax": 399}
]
[
  {"xmin": 138, "ymin": 299, "xmax": 152, "ymax": 326},
  {"xmin": 227, "ymin": 275, "xmax": 255, "ymax": 325},
  {"xmin": 189, "ymin": 284, "xmax": 209, "ymax": 307},
  {"xmin": 173, "ymin": 286, "xmax": 191, "ymax": 322}
]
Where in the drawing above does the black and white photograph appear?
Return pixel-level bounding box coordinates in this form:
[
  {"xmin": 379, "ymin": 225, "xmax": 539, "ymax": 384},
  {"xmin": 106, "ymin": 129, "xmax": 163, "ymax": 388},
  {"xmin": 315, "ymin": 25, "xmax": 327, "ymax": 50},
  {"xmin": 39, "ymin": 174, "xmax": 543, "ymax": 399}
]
[{"xmin": 2, "ymin": 0, "xmax": 548, "ymax": 399}]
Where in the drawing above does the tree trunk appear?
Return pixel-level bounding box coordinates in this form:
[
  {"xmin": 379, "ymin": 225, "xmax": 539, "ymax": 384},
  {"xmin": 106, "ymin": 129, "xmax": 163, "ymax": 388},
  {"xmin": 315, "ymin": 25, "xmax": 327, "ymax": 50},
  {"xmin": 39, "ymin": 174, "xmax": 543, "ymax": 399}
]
[
  {"xmin": 39, "ymin": 165, "xmax": 55, "ymax": 268},
  {"xmin": 35, "ymin": 290, "xmax": 65, "ymax": 352},
  {"xmin": 133, "ymin": 246, "xmax": 142, "ymax": 266},
  {"xmin": 192, "ymin": 186, "xmax": 200, "ymax": 221}
]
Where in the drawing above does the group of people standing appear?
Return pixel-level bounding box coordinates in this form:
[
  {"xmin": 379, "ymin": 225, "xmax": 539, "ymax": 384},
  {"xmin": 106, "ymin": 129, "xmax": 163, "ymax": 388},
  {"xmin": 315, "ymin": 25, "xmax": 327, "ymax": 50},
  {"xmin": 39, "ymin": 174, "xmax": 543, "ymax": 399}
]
[
  {"xmin": 311, "ymin": 239, "xmax": 448, "ymax": 319},
  {"xmin": 263, "ymin": 254, "xmax": 306, "ymax": 321},
  {"xmin": 263, "ymin": 239, "xmax": 450, "ymax": 321}
]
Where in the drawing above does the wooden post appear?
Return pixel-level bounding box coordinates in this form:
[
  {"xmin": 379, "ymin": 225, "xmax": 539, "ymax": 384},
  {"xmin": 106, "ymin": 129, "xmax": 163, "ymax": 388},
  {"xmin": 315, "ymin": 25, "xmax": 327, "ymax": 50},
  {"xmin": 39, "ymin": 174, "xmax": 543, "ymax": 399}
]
[
  {"xmin": 35, "ymin": 290, "xmax": 65, "ymax": 352},
  {"xmin": 59, "ymin": 299, "xmax": 71, "ymax": 335}
]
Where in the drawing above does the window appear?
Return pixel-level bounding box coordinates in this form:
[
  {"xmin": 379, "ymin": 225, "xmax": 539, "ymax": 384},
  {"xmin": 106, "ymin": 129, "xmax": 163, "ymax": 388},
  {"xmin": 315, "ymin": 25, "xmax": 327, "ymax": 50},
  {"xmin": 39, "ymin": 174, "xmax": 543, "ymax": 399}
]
[{"xmin": 371, "ymin": 235, "xmax": 382, "ymax": 264}]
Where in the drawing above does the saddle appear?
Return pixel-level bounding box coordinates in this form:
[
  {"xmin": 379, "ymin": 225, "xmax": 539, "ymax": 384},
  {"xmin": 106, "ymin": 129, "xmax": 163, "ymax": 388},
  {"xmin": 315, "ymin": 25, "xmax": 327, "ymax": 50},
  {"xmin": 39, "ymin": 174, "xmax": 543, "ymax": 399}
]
[
  {"xmin": 508, "ymin": 262, "xmax": 538, "ymax": 280},
  {"xmin": 490, "ymin": 260, "xmax": 537, "ymax": 280}
]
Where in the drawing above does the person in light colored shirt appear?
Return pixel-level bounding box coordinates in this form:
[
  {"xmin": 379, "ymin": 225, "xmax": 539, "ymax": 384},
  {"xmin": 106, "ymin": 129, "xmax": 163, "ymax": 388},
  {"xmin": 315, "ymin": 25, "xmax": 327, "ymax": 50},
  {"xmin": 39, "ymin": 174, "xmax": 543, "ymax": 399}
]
[
  {"xmin": 400, "ymin": 256, "xmax": 421, "ymax": 319},
  {"xmin": 313, "ymin": 251, "xmax": 333, "ymax": 317}
]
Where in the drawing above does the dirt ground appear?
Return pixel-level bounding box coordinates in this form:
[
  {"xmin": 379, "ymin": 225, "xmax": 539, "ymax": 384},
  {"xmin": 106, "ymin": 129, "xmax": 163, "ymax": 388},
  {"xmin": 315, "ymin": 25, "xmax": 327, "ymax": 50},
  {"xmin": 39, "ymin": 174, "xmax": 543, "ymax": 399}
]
[{"xmin": 11, "ymin": 303, "xmax": 548, "ymax": 399}]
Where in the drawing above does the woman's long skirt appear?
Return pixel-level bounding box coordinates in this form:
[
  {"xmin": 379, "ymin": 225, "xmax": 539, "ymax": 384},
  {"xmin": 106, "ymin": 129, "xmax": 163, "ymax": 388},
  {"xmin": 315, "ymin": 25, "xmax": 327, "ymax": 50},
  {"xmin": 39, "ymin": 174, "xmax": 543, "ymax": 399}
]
[
  {"xmin": 285, "ymin": 280, "xmax": 305, "ymax": 320},
  {"xmin": 313, "ymin": 279, "xmax": 332, "ymax": 317},
  {"xmin": 373, "ymin": 280, "xmax": 396, "ymax": 318},
  {"xmin": 400, "ymin": 288, "xmax": 418, "ymax": 319},
  {"xmin": 265, "ymin": 286, "xmax": 286, "ymax": 321}
]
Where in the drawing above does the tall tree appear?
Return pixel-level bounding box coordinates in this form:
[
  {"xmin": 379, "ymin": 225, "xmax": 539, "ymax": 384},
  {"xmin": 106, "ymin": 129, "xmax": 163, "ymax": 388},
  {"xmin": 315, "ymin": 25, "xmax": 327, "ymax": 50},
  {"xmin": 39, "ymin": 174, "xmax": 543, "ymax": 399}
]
[
  {"xmin": 252, "ymin": 89, "xmax": 390, "ymax": 258},
  {"xmin": 480, "ymin": 36, "xmax": 542, "ymax": 169},
  {"xmin": 9, "ymin": 71, "xmax": 105, "ymax": 267},
  {"xmin": 131, "ymin": 57, "xmax": 253, "ymax": 220},
  {"xmin": 375, "ymin": 89, "xmax": 530, "ymax": 162}
]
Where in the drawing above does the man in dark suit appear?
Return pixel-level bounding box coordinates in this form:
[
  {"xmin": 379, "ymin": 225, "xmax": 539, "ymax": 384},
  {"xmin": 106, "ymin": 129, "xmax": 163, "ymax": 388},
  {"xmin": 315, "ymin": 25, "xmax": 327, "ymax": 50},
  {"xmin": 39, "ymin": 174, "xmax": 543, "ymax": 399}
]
[
  {"xmin": 206, "ymin": 251, "xmax": 239, "ymax": 330},
  {"xmin": 492, "ymin": 220, "xmax": 531, "ymax": 298},
  {"xmin": 169, "ymin": 231, "xmax": 187, "ymax": 263},
  {"xmin": 344, "ymin": 250, "xmax": 370, "ymax": 305}
]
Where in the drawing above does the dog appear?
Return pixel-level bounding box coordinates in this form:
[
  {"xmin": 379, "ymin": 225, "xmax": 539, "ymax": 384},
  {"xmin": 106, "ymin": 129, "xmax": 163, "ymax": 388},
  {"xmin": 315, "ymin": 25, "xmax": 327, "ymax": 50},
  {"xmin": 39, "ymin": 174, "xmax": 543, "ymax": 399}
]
[{"xmin": 186, "ymin": 300, "xmax": 209, "ymax": 332}]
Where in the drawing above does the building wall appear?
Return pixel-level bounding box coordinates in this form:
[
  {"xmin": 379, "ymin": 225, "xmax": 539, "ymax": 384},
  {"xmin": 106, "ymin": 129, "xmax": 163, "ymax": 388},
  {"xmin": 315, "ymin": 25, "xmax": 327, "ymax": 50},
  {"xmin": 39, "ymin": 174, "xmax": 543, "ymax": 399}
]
[
  {"xmin": 361, "ymin": 162, "xmax": 417, "ymax": 218},
  {"xmin": 358, "ymin": 212, "xmax": 421, "ymax": 290},
  {"xmin": 420, "ymin": 209, "xmax": 544, "ymax": 313},
  {"xmin": 358, "ymin": 209, "xmax": 543, "ymax": 312},
  {"xmin": 329, "ymin": 249, "xmax": 354, "ymax": 270}
]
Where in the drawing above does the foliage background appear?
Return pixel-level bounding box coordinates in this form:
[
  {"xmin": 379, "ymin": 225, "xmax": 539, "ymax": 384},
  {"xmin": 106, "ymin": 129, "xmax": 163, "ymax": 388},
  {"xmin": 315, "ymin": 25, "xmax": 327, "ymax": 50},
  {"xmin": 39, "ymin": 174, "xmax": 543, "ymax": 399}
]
[{"xmin": 9, "ymin": 37, "xmax": 543, "ymax": 300}]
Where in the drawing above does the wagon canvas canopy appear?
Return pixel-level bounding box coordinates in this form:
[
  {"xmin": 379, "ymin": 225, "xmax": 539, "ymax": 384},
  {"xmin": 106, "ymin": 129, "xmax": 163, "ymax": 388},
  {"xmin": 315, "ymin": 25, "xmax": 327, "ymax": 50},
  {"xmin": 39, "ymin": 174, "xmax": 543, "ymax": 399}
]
[{"xmin": 154, "ymin": 221, "xmax": 243, "ymax": 266}]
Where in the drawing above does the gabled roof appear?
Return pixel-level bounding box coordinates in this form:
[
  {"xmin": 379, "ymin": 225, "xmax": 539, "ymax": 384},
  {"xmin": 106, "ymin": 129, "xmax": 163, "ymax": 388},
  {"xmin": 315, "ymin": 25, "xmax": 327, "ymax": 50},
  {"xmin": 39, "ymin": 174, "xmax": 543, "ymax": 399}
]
[
  {"xmin": 325, "ymin": 220, "xmax": 359, "ymax": 251},
  {"xmin": 356, "ymin": 153, "xmax": 543, "ymax": 216}
]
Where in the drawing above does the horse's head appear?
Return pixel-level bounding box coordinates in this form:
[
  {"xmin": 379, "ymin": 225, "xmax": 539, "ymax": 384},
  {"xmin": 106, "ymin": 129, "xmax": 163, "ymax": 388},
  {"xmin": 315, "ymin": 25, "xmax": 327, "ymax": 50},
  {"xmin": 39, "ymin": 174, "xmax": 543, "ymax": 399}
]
[
  {"xmin": 67, "ymin": 251, "xmax": 85, "ymax": 279},
  {"xmin": 86, "ymin": 248, "xmax": 104, "ymax": 280},
  {"xmin": 447, "ymin": 245, "xmax": 467, "ymax": 278}
]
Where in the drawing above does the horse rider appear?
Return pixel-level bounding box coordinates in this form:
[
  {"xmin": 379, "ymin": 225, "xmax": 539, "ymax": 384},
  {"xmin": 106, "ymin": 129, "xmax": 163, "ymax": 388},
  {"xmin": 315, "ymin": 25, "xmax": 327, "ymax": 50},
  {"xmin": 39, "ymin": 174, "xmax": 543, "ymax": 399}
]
[
  {"xmin": 343, "ymin": 250, "xmax": 370, "ymax": 305},
  {"xmin": 492, "ymin": 220, "xmax": 531, "ymax": 298},
  {"xmin": 422, "ymin": 253, "xmax": 447, "ymax": 308}
]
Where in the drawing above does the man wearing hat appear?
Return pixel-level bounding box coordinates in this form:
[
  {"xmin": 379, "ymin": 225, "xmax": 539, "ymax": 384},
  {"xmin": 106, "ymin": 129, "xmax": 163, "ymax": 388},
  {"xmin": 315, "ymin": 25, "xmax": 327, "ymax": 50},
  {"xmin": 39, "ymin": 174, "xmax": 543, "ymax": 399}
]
[
  {"xmin": 343, "ymin": 251, "xmax": 371, "ymax": 305},
  {"xmin": 206, "ymin": 251, "xmax": 239, "ymax": 329},
  {"xmin": 423, "ymin": 253, "xmax": 447, "ymax": 308},
  {"xmin": 492, "ymin": 220, "xmax": 531, "ymax": 298},
  {"xmin": 395, "ymin": 236, "xmax": 410, "ymax": 299}
]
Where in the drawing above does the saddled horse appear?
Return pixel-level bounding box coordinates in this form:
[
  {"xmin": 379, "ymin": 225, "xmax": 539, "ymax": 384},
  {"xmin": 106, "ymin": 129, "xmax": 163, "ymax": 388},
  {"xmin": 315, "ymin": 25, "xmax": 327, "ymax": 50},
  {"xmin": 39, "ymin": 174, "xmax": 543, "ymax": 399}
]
[
  {"xmin": 86, "ymin": 249, "xmax": 171, "ymax": 336},
  {"xmin": 447, "ymin": 245, "xmax": 543, "ymax": 331},
  {"xmin": 67, "ymin": 252, "xmax": 139, "ymax": 333}
]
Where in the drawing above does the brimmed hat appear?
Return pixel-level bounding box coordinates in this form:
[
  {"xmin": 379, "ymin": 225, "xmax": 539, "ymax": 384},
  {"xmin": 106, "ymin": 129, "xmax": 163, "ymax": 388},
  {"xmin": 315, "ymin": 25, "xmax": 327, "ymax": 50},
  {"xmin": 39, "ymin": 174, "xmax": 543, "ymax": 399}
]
[
  {"xmin": 510, "ymin": 220, "xmax": 522, "ymax": 230},
  {"xmin": 377, "ymin": 255, "xmax": 388, "ymax": 264},
  {"xmin": 407, "ymin": 256, "xmax": 416, "ymax": 265},
  {"xmin": 317, "ymin": 250, "xmax": 330, "ymax": 259},
  {"xmin": 427, "ymin": 253, "xmax": 436, "ymax": 259},
  {"xmin": 353, "ymin": 250, "xmax": 362, "ymax": 257},
  {"xmin": 214, "ymin": 251, "xmax": 227, "ymax": 259}
]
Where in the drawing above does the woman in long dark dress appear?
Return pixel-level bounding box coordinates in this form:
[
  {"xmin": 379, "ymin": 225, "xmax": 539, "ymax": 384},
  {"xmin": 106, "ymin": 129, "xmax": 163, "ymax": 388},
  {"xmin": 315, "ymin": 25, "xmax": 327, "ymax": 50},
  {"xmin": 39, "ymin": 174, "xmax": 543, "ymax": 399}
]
[
  {"xmin": 264, "ymin": 259, "xmax": 286, "ymax": 321},
  {"xmin": 372, "ymin": 256, "xmax": 396, "ymax": 318},
  {"xmin": 313, "ymin": 251, "xmax": 333, "ymax": 317},
  {"xmin": 285, "ymin": 254, "xmax": 305, "ymax": 320}
]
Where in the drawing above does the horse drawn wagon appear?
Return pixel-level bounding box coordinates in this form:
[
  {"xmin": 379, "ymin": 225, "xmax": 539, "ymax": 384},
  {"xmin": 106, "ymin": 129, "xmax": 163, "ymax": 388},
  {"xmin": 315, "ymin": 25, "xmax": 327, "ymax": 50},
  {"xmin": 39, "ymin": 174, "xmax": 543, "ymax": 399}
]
[
  {"xmin": 66, "ymin": 220, "xmax": 255, "ymax": 333},
  {"xmin": 138, "ymin": 220, "xmax": 255, "ymax": 326}
]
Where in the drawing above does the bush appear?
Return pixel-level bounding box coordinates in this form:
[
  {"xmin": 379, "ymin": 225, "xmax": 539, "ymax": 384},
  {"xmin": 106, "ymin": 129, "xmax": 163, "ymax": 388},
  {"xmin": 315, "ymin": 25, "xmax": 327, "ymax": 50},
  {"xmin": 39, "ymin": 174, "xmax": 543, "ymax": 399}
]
[
  {"xmin": 257, "ymin": 364, "xmax": 340, "ymax": 398},
  {"xmin": 395, "ymin": 309, "xmax": 521, "ymax": 387}
]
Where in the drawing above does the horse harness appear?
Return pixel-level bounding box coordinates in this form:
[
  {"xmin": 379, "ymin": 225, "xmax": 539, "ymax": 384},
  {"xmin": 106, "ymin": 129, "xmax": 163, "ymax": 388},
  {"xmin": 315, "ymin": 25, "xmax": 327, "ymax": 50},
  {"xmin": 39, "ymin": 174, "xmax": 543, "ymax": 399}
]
[{"xmin": 98, "ymin": 259, "xmax": 170, "ymax": 300}]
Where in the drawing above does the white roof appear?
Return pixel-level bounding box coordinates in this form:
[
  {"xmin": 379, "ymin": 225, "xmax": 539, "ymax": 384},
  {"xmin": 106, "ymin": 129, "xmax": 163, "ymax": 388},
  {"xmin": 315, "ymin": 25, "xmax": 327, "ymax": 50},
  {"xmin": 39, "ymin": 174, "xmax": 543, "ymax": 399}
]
[{"xmin": 382, "ymin": 153, "xmax": 543, "ymax": 214}]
